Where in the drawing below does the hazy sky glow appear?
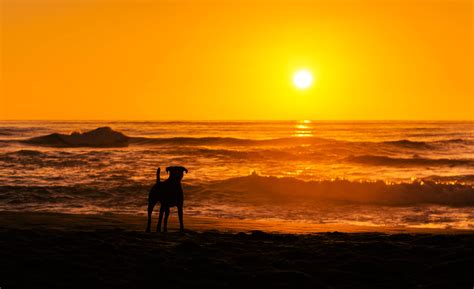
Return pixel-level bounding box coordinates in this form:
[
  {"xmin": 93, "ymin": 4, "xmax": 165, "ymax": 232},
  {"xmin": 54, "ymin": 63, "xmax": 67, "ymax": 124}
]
[{"xmin": 1, "ymin": 0, "xmax": 472, "ymax": 120}]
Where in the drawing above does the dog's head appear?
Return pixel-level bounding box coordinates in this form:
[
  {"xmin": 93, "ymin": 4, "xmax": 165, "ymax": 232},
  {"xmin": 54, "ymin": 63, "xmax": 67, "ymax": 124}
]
[{"xmin": 166, "ymin": 166, "xmax": 188, "ymax": 181}]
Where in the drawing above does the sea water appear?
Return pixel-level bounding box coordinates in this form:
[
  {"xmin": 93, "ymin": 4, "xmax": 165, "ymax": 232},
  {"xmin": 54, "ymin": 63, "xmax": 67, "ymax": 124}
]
[{"xmin": 0, "ymin": 120, "xmax": 473, "ymax": 229}]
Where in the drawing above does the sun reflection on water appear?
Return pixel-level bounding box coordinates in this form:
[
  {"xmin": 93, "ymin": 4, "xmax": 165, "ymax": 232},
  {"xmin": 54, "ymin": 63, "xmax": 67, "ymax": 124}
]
[{"xmin": 294, "ymin": 120, "xmax": 313, "ymax": 137}]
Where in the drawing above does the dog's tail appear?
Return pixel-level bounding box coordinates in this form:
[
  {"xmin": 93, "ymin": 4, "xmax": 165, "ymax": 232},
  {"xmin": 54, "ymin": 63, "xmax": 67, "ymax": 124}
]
[{"xmin": 156, "ymin": 167, "xmax": 161, "ymax": 183}]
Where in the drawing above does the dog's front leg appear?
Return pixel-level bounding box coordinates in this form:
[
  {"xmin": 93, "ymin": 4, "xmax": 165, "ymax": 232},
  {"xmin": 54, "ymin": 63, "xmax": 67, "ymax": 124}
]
[
  {"xmin": 157, "ymin": 206, "xmax": 164, "ymax": 232},
  {"xmin": 177, "ymin": 205, "xmax": 184, "ymax": 232}
]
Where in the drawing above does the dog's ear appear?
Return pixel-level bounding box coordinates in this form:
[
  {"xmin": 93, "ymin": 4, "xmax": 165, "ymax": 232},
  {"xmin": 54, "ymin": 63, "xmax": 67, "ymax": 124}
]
[
  {"xmin": 183, "ymin": 167, "xmax": 188, "ymax": 174},
  {"xmin": 156, "ymin": 167, "xmax": 161, "ymax": 182},
  {"xmin": 166, "ymin": 167, "xmax": 170, "ymax": 174}
]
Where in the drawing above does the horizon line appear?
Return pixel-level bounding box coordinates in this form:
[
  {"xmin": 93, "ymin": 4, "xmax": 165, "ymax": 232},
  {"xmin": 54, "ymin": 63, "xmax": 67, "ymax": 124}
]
[{"xmin": 1, "ymin": 119, "xmax": 473, "ymax": 122}]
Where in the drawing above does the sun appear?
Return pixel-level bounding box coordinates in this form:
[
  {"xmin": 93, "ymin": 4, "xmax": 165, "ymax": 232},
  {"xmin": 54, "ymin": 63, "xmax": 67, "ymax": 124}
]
[{"xmin": 293, "ymin": 70, "xmax": 313, "ymax": 89}]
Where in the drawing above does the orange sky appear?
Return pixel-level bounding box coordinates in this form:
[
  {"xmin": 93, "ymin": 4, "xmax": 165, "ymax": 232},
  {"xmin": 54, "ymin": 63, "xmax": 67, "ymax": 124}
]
[{"xmin": 1, "ymin": 0, "xmax": 472, "ymax": 120}]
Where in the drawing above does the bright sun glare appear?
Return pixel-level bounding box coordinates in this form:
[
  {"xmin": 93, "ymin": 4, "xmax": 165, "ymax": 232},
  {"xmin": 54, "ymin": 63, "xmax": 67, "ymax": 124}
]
[{"xmin": 293, "ymin": 70, "xmax": 313, "ymax": 89}]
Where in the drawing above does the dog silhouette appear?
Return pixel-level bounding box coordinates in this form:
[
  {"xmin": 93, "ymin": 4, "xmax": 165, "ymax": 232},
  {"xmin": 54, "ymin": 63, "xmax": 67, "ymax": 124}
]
[{"xmin": 146, "ymin": 166, "xmax": 188, "ymax": 232}]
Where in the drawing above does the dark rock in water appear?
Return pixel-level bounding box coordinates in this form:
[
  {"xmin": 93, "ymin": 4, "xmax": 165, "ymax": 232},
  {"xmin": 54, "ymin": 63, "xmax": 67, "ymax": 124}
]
[{"xmin": 24, "ymin": 127, "xmax": 129, "ymax": 147}]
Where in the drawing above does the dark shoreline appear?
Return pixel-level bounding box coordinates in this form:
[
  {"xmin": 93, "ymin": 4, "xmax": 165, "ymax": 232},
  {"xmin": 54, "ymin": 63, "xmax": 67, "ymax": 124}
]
[{"xmin": 0, "ymin": 211, "xmax": 473, "ymax": 289}]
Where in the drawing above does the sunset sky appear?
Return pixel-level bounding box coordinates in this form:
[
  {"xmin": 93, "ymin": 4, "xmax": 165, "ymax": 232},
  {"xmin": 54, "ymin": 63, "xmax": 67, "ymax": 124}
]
[{"xmin": 1, "ymin": 0, "xmax": 472, "ymax": 120}]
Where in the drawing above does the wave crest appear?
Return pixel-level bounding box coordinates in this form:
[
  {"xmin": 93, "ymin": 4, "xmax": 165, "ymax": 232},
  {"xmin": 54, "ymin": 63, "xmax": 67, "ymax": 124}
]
[
  {"xmin": 346, "ymin": 155, "xmax": 474, "ymax": 167},
  {"xmin": 192, "ymin": 174, "xmax": 474, "ymax": 207},
  {"xmin": 2, "ymin": 174, "xmax": 473, "ymax": 209}
]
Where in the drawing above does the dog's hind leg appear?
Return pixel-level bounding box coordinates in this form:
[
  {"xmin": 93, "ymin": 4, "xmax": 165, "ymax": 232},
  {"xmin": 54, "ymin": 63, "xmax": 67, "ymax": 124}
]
[
  {"xmin": 157, "ymin": 205, "xmax": 164, "ymax": 232},
  {"xmin": 163, "ymin": 206, "xmax": 170, "ymax": 233},
  {"xmin": 178, "ymin": 205, "xmax": 184, "ymax": 232},
  {"xmin": 146, "ymin": 200, "xmax": 156, "ymax": 233}
]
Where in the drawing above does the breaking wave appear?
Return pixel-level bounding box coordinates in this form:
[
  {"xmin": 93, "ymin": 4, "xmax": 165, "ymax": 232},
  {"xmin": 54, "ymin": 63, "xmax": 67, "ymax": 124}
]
[
  {"xmin": 191, "ymin": 174, "xmax": 474, "ymax": 207},
  {"xmin": 0, "ymin": 150, "xmax": 97, "ymax": 168},
  {"xmin": 346, "ymin": 155, "xmax": 474, "ymax": 167},
  {"xmin": 1, "ymin": 174, "xmax": 473, "ymax": 214},
  {"xmin": 129, "ymin": 136, "xmax": 331, "ymax": 146},
  {"xmin": 131, "ymin": 136, "xmax": 474, "ymax": 149},
  {"xmin": 383, "ymin": 138, "xmax": 472, "ymax": 148}
]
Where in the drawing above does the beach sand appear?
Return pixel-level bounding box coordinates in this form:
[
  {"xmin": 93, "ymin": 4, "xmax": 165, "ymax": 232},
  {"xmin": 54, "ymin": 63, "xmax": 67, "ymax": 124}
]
[{"xmin": 1, "ymin": 211, "xmax": 473, "ymax": 289}]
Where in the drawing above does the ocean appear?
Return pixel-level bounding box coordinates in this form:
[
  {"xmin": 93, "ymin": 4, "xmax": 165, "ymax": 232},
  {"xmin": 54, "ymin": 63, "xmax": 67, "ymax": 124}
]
[{"xmin": 0, "ymin": 120, "xmax": 473, "ymax": 230}]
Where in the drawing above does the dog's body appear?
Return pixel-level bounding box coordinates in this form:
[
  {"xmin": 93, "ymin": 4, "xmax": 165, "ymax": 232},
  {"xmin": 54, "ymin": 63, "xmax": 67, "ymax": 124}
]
[{"xmin": 146, "ymin": 166, "xmax": 188, "ymax": 233}]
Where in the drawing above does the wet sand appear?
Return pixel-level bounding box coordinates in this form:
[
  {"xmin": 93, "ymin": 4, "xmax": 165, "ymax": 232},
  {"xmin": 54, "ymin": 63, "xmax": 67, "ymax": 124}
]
[{"xmin": 0, "ymin": 211, "xmax": 473, "ymax": 289}]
